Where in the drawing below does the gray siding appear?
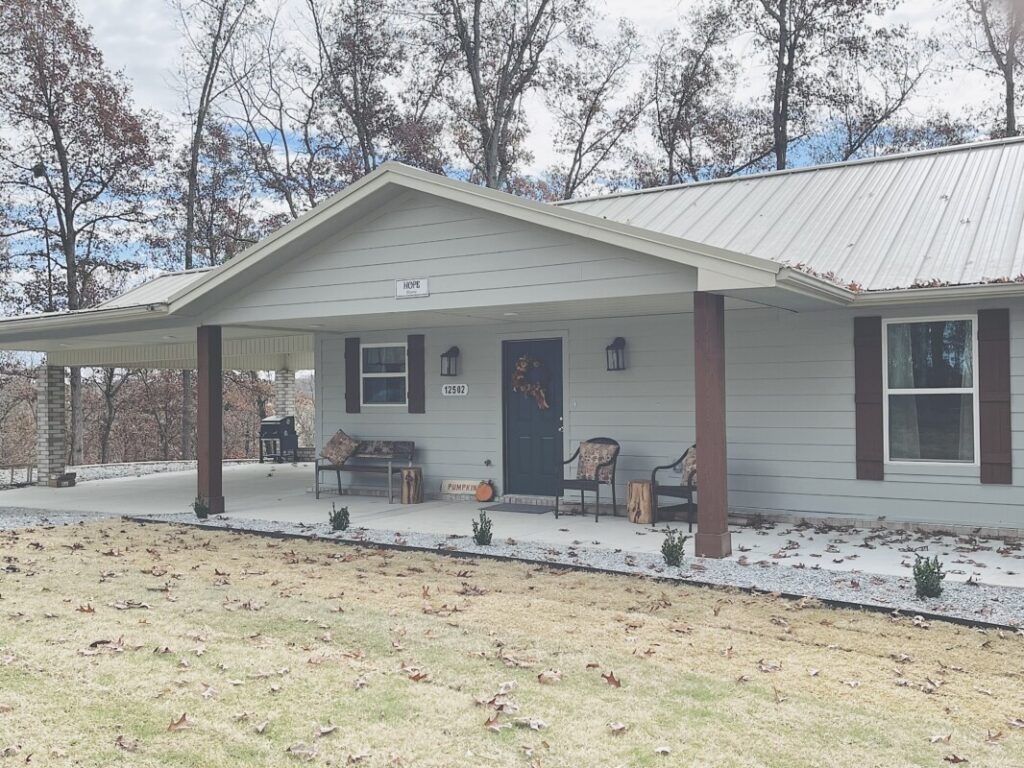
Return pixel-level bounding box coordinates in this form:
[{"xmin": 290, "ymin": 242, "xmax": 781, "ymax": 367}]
[
  {"xmin": 316, "ymin": 299, "xmax": 1023, "ymax": 531},
  {"xmin": 207, "ymin": 190, "xmax": 697, "ymax": 326}
]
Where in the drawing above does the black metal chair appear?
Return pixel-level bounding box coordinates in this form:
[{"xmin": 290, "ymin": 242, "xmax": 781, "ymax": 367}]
[
  {"xmin": 554, "ymin": 437, "xmax": 620, "ymax": 522},
  {"xmin": 651, "ymin": 445, "xmax": 697, "ymax": 530}
]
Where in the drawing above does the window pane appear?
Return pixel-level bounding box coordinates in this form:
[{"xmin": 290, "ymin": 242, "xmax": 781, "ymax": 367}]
[
  {"xmin": 362, "ymin": 346, "xmax": 406, "ymax": 374},
  {"xmin": 888, "ymin": 394, "xmax": 974, "ymax": 462},
  {"xmin": 363, "ymin": 376, "xmax": 406, "ymax": 404},
  {"xmin": 887, "ymin": 320, "xmax": 972, "ymax": 389}
]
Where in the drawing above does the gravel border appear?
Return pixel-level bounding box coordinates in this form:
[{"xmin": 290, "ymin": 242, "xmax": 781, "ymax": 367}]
[
  {"xmin": 0, "ymin": 508, "xmax": 122, "ymax": 530},
  {"xmin": 128, "ymin": 512, "xmax": 1024, "ymax": 630}
]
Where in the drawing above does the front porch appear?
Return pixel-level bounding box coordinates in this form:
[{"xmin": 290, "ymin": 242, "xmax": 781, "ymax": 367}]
[{"xmin": 2, "ymin": 462, "xmax": 1021, "ymax": 591}]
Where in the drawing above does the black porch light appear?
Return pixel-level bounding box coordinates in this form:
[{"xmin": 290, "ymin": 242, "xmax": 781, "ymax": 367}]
[
  {"xmin": 606, "ymin": 337, "xmax": 627, "ymax": 371},
  {"xmin": 440, "ymin": 345, "xmax": 460, "ymax": 377}
]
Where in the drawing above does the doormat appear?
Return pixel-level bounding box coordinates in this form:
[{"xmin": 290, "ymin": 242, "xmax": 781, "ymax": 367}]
[{"xmin": 480, "ymin": 502, "xmax": 553, "ymax": 515}]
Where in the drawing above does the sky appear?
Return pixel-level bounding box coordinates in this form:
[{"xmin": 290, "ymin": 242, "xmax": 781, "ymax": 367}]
[{"xmin": 77, "ymin": 0, "xmax": 987, "ymax": 173}]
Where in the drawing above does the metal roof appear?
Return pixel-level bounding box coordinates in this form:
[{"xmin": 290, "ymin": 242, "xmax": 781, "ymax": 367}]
[
  {"xmin": 560, "ymin": 137, "xmax": 1024, "ymax": 291},
  {"xmin": 99, "ymin": 269, "xmax": 213, "ymax": 308}
]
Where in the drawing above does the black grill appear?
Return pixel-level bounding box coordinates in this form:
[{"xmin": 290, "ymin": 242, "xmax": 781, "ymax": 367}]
[{"xmin": 259, "ymin": 415, "xmax": 298, "ymax": 463}]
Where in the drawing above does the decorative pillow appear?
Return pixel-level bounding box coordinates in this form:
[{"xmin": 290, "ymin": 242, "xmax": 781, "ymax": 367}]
[
  {"xmin": 681, "ymin": 444, "xmax": 697, "ymax": 487},
  {"xmin": 576, "ymin": 441, "xmax": 619, "ymax": 483},
  {"xmin": 321, "ymin": 428, "xmax": 359, "ymax": 466}
]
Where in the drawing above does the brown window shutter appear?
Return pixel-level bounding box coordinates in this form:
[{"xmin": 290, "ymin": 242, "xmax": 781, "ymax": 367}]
[
  {"xmin": 345, "ymin": 337, "xmax": 360, "ymax": 414},
  {"xmin": 978, "ymin": 309, "xmax": 1012, "ymax": 484},
  {"xmin": 407, "ymin": 334, "xmax": 425, "ymax": 414},
  {"xmin": 854, "ymin": 316, "xmax": 884, "ymax": 480}
]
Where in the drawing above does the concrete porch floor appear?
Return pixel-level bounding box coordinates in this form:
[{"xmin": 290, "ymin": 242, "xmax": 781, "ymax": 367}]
[{"xmin": 1, "ymin": 462, "xmax": 1021, "ymax": 587}]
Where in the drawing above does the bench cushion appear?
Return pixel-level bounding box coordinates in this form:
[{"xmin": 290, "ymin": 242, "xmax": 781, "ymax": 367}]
[
  {"xmin": 357, "ymin": 439, "xmax": 414, "ymax": 459},
  {"xmin": 321, "ymin": 429, "xmax": 359, "ymax": 466}
]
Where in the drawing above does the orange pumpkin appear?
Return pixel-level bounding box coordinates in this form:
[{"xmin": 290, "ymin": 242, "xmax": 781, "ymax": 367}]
[{"xmin": 475, "ymin": 480, "xmax": 495, "ymax": 502}]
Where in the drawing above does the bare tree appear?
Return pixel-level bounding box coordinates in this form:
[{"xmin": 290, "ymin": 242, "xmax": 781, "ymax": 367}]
[
  {"xmin": 812, "ymin": 26, "xmax": 936, "ymax": 162},
  {"xmin": 741, "ymin": 0, "xmax": 892, "ymax": 170},
  {"xmin": 955, "ymin": 0, "xmax": 1024, "ymax": 136},
  {"xmin": 427, "ymin": 0, "xmax": 586, "ymax": 189},
  {"xmin": 308, "ymin": 0, "xmax": 404, "ymax": 177},
  {"xmin": 227, "ymin": 7, "xmax": 360, "ymax": 217},
  {"xmin": 641, "ymin": 5, "xmax": 773, "ymax": 185},
  {"xmin": 546, "ymin": 19, "xmax": 646, "ymax": 199},
  {"xmin": 0, "ymin": 0, "xmax": 160, "ymax": 465},
  {"xmin": 94, "ymin": 368, "xmax": 132, "ymax": 464},
  {"xmin": 171, "ymin": 0, "xmax": 255, "ymax": 461}
]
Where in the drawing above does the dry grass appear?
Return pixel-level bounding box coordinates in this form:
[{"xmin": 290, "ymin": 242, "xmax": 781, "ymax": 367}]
[{"xmin": 1, "ymin": 520, "xmax": 1022, "ymax": 767}]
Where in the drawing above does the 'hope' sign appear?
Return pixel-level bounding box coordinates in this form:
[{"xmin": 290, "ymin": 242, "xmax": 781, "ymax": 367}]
[{"xmin": 396, "ymin": 278, "xmax": 429, "ymax": 298}]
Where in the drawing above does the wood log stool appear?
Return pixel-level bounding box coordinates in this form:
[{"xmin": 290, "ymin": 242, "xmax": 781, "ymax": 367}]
[
  {"xmin": 626, "ymin": 480, "xmax": 654, "ymax": 524},
  {"xmin": 400, "ymin": 466, "xmax": 424, "ymax": 504}
]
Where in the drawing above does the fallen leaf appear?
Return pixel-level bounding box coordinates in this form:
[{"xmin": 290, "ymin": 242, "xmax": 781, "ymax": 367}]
[
  {"xmin": 537, "ymin": 670, "xmax": 562, "ymax": 685},
  {"xmin": 601, "ymin": 671, "xmax": 621, "ymax": 688},
  {"xmin": 943, "ymin": 755, "xmax": 968, "ymax": 764},
  {"xmin": 286, "ymin": 742, "xmax": 317, "ymax": 761},
  {"xmin": 254, "ymin": 721, "xmax": 270, "ymax": 734},
  {"xmin": 608, "ymin": 721, "xmax": 629, "ymax": 734},
  {"xmin": 167, "ymin": 713, "xmax": 191, "ymax": 732},
  {"xmin": 317, "ymin": 723, "xmax": 338, "ymax": 738},
  {"xmin": 930, "ymin": 734, "xmax": 952, "ymax": 744}
]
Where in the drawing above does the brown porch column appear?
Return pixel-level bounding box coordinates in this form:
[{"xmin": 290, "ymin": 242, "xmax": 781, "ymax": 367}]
[
  {"xmin": 196, "ymin": 325, "xmax": 224, "ymax": 515},
  {"xmin": 693, "ymin": 292, "xmax": 732, "ymax": 558}
]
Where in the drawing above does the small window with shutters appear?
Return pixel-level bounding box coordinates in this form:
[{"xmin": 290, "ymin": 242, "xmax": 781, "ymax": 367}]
[
  {"xmin": 882, "ymin": 316, "xmax": 979, "ymax": 464},
  {"xmin": 360, "ymin": 343, "xmax": 407, "ymax": 406}
]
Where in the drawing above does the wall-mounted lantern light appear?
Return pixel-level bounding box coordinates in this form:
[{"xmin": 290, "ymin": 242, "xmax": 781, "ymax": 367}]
[
  {"xmin": 605, "ymin": 337, "xmax": 627, "ymax": 371},
  {"xmin": 440, "ymin": 346, "xmax": 460, "ymax": 377}
]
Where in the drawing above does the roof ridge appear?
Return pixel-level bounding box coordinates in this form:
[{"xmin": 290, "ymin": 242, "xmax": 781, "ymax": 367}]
[{"xmin": 558, "ymin": 135, "xmax": 1024, "ymax": 205}]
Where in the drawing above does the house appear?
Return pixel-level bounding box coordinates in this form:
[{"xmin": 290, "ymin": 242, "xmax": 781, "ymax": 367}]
[{"xmin": 0, "ymin": 138, "xmax": 1021, "ymax": 558}]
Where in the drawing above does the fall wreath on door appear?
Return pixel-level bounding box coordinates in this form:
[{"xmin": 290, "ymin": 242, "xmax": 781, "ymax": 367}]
[{"xmin": 511, "ymin": 354, "xmax": 550, "ymax": 410}]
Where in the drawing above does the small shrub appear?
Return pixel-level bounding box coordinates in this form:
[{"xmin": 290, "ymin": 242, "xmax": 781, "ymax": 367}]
[
  {"xmin": 191, "ymin": 498, "xmax": 209, "ymax": 520},
  {"xmin": 329, "ymin": 503, "xmax": 350, "ymax": 532},
  {"xmin": 661, "ymin": 529, "xmax": 689, "ymax": 567},
  {"xmin": 913, "ymin": 555, "xmax": 945, "ymax": 599},
  {"xmin": 472, "ymin": 511, "xmax": 493, "ymax": 545}
]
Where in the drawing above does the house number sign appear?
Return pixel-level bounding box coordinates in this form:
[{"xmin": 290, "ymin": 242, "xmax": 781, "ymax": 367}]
[
  {"xmin": 396, "ymin": 278, "xmax": 429, "ymax": 298},
  {"xmin": 441, "ymin": 383, "xmax": 469, "ymax": 397}
]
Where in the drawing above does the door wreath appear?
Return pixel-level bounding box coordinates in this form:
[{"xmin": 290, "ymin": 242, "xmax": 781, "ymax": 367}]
[{"xmin": 511, "ymin": 354, "xmax": 551, "ymax": 410}]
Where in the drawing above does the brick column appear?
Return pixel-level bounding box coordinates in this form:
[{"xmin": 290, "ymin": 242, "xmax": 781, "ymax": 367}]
[
  {"xmin": 197, "ymin": 326, "xmax": 224, "ymax": 515},
  {"xmin": 36, "ymin": 365, "xmax": 67, "ymax": 486},
  {"xmin": 693, "ymin": 292, "xmax": 732, "ymax": 558},
  {"xmin": 274, "ymin": 369, "xmax": 296, "ymax": 417}
]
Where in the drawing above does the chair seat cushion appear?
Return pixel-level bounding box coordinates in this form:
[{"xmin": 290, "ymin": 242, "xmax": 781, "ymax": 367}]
[
  {"xmin": 576, "ymin": 441, "xmax": 618, "ymax": 482},
  {"xmin": 321, "ymin": 429, "xmax": 359, "ymax": 466}
]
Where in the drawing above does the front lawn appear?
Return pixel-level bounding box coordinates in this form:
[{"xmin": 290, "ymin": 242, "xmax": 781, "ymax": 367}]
[{"xmin": 1, "ymin": 521, "xmax": 1021, "ymax": 766}]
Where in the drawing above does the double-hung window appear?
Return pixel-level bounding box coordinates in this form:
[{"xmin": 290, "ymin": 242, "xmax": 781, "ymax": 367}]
[
  {"xmin": 361, "ymin": 343, "xmax": 407, "ymax": 406},
  {"xmin": 883, "ymin": 317, "xmax": 978, "ymax": 464}
]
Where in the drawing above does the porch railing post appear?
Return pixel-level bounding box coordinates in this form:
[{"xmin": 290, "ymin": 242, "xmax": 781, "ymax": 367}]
[
  {"xmin": 196, "ymin": 325, "xmax": 224, "ymax": 515},
  {"xmin": 693, "ymin": 292, "xmax": 732, "ymax": 558}
]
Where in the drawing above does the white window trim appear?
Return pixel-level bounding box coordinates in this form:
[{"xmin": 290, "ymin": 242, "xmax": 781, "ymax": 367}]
[
  {"xmin": 360, "ymin": 342, "xmax": 408, "ymax": 407},
  {"xmin": 881, "ymin": 314, "xmax": 980, "ymax": 467}
]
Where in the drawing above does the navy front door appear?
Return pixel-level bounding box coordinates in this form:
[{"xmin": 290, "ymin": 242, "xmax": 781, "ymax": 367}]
[{"xmin": 502, "ymin": 338, "xmax": 563, "ymax": 496}]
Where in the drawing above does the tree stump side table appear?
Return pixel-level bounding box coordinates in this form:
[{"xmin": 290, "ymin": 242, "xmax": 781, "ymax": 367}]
[
  {"xmin": 400, "ymin": 466, "xmax": 424, "ymax": 504},
  {"xmin": 626, "ymin": 480, "xmax": 653, "ymax": 525}
]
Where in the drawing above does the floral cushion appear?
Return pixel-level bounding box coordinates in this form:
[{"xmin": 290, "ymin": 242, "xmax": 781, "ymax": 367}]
[
  {"xmin": 576, "ymin": 441, "xmax": 619, "ymax": 483},
  {"xmin": 321, "ymin": 429, "xmax": 359, "ymax": 466},
  {"xmin": 356, "ymin": 440, "xmax": 414, "ymax": 459},
  {"xmin": 681, "ymin": 444, "xmax": 697, "ymax": 487}
]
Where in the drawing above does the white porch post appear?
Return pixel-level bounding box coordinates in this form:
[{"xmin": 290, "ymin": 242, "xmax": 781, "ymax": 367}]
[
  {"xmin": 36, "ymin": 365, "xmax": 67, "ymax": 486},
  {"xmin": 274, "ymin": 368, "xmax": 296, "ymax": 417}
]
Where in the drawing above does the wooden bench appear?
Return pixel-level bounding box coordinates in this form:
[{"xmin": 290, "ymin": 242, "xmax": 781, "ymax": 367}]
[{"xmin": 315, "ymin": 439, "xmax": 415, "ymax": 503}]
